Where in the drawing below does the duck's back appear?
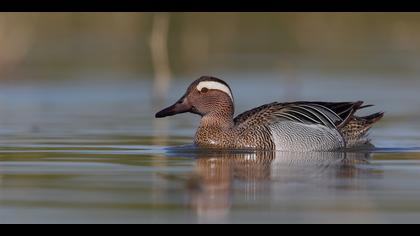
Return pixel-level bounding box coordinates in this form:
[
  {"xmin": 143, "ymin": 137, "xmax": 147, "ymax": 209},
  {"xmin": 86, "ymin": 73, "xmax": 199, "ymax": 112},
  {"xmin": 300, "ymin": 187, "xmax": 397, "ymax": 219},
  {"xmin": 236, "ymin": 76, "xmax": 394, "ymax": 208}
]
[{"xmin": 233, "ymin": 101, "xmax": 383, "ymax": 151}]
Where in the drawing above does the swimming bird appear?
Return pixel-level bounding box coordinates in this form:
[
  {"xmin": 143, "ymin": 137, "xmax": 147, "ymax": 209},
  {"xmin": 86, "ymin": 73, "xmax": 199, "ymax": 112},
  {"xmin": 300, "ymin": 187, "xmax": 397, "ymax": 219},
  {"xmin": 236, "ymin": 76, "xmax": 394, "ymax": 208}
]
[{"xmin": 155, "ymin": 76, "xmax": 384, "ymax": 151}]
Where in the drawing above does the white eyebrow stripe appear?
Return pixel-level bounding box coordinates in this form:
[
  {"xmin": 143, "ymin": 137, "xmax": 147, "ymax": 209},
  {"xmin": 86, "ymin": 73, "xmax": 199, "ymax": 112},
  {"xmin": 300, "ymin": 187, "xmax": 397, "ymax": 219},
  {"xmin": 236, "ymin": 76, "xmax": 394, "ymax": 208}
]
[{"xmin": 197, "ymin": 81, "xmax": 234, "ymax": 101}]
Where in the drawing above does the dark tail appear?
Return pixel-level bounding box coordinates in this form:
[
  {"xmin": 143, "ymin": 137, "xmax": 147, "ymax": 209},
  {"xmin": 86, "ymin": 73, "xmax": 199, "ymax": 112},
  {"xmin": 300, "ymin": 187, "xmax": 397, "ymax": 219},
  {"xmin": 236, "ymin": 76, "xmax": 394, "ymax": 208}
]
[
  {"xmin": 340, "ymin": 110, "xmax": 384, "ymax": 147},
  {"xmin": 360, "ymin": 112, "xmax": 385, "ymax": 125}
]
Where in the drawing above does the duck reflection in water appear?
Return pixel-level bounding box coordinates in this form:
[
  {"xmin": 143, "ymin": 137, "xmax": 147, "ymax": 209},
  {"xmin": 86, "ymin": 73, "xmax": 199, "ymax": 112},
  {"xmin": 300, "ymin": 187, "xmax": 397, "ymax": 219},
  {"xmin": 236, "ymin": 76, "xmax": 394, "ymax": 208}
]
[{"xmin": 180, "ymin": 150, "xmax": 380, "ymax": 223}]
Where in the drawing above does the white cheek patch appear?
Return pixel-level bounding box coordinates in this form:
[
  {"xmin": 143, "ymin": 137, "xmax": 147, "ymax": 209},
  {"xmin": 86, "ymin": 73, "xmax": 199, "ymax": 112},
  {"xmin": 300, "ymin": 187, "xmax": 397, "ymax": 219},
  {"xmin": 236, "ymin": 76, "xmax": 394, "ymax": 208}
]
[{"xmin": 197, "ymin": 81, "xmax": 234, "ymax": 102}]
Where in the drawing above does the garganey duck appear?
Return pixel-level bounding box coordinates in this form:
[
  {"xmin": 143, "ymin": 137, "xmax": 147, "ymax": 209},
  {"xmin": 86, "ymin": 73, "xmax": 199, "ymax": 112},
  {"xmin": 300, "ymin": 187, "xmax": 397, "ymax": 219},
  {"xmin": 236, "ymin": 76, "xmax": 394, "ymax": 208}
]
[{"xmin": 155, "ymin": 76, "xmax": 384, "ymax": 151}]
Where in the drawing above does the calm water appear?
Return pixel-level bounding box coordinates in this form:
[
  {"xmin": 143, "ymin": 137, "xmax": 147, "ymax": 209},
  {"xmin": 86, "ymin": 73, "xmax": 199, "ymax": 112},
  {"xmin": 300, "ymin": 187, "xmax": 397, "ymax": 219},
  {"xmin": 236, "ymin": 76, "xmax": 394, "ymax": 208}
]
[{"xmin": 1, "ymin": 74, "xmax": 420, "ymax": 224}]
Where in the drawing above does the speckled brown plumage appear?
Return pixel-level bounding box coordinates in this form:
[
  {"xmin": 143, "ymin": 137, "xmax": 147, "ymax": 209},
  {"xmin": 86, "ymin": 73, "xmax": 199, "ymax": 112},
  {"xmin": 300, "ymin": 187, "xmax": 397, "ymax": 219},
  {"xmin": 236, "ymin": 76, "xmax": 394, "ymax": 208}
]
[
  {"xmin": 155, "ymin": 76, "xmax": 384, "ymax": 151},
  {"xmin": 194, "ymin": 97, "xmax": 276, "ymax": 150},
  {"xmin": 340, "ymin": 112, "xmax": 385, "ymax": 146}
]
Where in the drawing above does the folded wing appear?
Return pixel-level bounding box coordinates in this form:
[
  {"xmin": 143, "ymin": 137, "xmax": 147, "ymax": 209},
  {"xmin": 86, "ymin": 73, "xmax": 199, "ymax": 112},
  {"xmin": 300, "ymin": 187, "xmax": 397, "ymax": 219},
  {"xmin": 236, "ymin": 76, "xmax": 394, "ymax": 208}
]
[{"xmin": 234, "ymin": 101, "xmax": 365, "ymax": 131}]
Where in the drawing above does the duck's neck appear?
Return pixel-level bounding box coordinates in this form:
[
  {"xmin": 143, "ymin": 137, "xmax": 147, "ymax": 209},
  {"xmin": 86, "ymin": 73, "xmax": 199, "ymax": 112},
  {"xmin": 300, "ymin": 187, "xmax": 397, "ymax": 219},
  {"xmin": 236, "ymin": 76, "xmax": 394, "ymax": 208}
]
[
  {"xmin": 195, "ymin": 106, "xmax": 235, "ymax": 148},
  {"xmin": 200, "ymin": 113, "xmax": 234, "ymax": 130},
  {"xmin": 200, "ymin": 99, "xmax": 235, "ymax": 129}
]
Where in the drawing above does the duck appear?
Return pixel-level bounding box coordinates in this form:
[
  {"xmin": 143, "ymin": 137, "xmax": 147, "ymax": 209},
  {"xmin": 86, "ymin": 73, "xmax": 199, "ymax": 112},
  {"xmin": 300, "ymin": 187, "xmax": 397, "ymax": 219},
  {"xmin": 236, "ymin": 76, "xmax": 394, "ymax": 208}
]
[{"xmin": 155, "ymin": 76, "xmax": 384, "ymax": 151}]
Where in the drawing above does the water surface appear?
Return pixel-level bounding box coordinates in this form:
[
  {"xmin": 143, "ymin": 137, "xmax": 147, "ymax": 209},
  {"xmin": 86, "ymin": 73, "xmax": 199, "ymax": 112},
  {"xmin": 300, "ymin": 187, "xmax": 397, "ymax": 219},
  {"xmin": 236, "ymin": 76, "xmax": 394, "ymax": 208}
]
[{"xmin": 0, "ymin": 76, "xmax": 420, "ymax": 224}]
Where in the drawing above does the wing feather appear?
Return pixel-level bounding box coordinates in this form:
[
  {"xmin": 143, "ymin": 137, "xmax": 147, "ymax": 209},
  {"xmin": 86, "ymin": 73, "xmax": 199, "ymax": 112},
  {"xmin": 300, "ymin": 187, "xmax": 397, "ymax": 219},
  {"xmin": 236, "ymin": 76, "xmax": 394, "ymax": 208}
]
[
  {"xmin": 234, "ymin": 101, "xmax": 364, "ymax": 131},
  {"xmin": 298, "ymin": 105, "xmax": 338, "ymax": 128}
]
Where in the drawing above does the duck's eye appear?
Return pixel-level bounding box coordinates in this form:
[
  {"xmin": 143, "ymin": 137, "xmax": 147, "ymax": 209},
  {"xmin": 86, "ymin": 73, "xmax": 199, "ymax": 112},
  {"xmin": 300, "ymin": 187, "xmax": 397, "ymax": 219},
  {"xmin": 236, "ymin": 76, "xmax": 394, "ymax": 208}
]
[{"xmin": 201, "ymin": 87, "xmax": 209, "ymax": 93}]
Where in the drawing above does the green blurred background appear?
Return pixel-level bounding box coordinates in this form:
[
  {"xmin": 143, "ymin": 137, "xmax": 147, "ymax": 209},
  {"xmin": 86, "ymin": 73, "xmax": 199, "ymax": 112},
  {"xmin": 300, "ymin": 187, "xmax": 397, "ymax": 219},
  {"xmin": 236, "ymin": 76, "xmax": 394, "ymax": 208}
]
[{"xmin": 1, "ymin": 12, "xmax": 420, "ymax": 81}]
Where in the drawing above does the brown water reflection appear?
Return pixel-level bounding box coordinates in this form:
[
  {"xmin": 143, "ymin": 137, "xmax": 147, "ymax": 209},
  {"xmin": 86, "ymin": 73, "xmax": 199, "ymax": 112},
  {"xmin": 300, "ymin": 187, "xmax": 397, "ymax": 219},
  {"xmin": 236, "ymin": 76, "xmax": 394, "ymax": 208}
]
[{"xmin": 185, "ymin": 150, "xmax": 379, "ymax": 222}]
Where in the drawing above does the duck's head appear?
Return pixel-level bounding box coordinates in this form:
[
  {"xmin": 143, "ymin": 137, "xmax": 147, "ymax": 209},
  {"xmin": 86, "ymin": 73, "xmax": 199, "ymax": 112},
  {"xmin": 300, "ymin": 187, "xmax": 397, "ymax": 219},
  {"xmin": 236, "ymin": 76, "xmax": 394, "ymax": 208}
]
[{"xmin": 155, "ymin": 76, "xmax": 234, "ymax": 118}]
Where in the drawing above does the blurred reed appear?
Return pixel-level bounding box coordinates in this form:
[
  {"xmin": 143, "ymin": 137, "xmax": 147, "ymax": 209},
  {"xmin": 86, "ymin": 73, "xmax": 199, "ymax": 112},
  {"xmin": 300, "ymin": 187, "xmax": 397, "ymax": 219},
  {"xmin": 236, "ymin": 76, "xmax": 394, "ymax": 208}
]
[
  {"xmin": 1, "ymin": 13, "xmax": 420, "ymax": 79},
  {"xmin": 0, "ymin": 14, "xmax": 33, "ymax": 78},
  {"xmin": 150, "ymin": 13, "xmax": 172, "ymax": 102}
]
